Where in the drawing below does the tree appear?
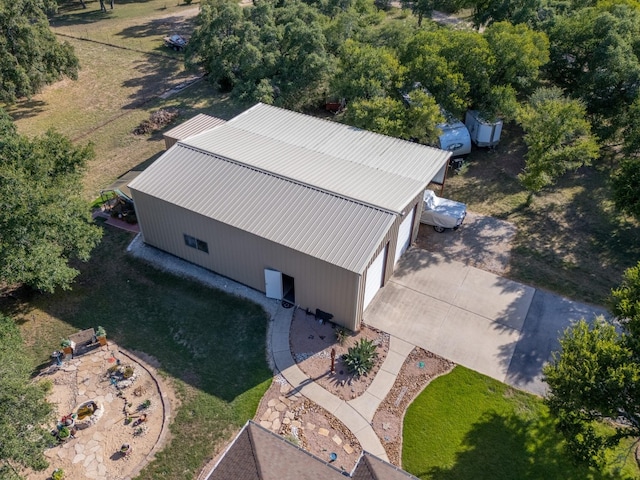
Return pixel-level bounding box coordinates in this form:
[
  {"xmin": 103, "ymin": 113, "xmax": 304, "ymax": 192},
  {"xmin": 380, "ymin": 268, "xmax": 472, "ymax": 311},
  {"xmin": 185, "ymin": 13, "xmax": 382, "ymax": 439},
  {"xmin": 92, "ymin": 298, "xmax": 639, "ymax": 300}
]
[
  {"xmin": 546, "ymin": 4, "xmax": 640, "ymax": 140},
  {"xmin": 0, "ymin": 109, "xmax": 102, "ymax": 293},
  {"xmin": 343, "ymin": 90, "xmax": 444, "ymax": 144},
  {"xmin": 331, "ymin": 40, "xmax": 406, "ymax": 100},
  {"xmin": 544, "ymin": 261, "xmax": 640, "ymax": 466},
  {"xmin": 470, "ymin": 0, "xmax": 544, "ymax": 28},
  {"xmin": 611, "ymin": 158, "xmax": 640, "ymax": 222},
  {"xmin": 0, "ymin": 314, "xmax": 55, "ymax": 478},
  {"xmin": 543, "ymin": 318, "xmax": 640, "ymax": 467},
  {"xmin": 484, "ymin": 21, "xmax": 549, "ymax": 93},
  {"xmin": 517, "ymin": 87, "xmax": 599, "ymax": 195},
  {"xmin": 0, "ymin": 0, "xmax": 79, "ymax": 103},
  {"xmin": 187, "ymin": 0, "xmax": 333, "ymax": 110}
]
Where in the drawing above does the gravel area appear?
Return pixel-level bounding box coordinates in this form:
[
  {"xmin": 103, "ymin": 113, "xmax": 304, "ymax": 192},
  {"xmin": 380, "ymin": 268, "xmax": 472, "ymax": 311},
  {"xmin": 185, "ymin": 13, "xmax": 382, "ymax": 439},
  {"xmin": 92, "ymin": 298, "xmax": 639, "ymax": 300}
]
[
  {"xmin": 372, "ymin": 349, "xmax": 454, "ymax": 464},
  {"xmin": 290, "ymin": 308, "xmax": 389, "ymax": 400}
]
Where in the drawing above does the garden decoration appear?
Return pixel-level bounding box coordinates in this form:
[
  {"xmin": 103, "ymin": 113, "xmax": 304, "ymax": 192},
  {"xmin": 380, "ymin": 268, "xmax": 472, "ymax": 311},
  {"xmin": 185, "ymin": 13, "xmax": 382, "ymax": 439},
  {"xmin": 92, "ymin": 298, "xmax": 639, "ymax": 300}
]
[{"xmin": 96, "ymin": 326, "xmax": 107, "ymax": 346}]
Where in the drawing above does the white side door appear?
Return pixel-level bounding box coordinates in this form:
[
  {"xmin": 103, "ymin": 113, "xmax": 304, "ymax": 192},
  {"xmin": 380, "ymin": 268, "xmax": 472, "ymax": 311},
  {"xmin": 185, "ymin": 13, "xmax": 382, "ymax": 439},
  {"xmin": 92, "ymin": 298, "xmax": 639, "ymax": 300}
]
[{"xmin": 264, "ymin": 268, "xmax": 283, "ymax": 300}]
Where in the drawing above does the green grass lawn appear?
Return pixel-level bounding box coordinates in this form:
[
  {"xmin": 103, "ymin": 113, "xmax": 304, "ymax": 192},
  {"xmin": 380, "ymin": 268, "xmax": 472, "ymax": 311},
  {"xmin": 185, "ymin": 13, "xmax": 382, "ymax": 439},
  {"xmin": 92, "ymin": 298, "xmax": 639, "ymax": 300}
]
[
  {"xmin": 403, "ymin": 366, "xmax": 639, "ymax": 480},
  {"xmin": 6, "ymin": 225, "xmax": 272, "ymax": 478}
]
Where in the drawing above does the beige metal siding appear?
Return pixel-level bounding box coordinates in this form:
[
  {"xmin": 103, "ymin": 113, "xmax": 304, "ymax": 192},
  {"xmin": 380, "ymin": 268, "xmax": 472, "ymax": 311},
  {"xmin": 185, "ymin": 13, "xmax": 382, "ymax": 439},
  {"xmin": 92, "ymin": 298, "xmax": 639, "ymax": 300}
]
[
  {"xmin": 132, "ymin": 191, "xmax": 361, "ymax": 330},
  {"xmin": 129, "ymin": 145, "xmax": 396, "ymax": 274},
  {"xmin": 163, "ymin": 114, "xmax": 227, "ymax": 150}
]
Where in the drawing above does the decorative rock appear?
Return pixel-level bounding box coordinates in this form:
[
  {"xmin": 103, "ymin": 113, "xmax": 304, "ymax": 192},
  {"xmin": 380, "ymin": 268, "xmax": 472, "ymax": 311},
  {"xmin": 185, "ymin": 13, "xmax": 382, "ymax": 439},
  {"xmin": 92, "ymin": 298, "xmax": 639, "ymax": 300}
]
[
  {"xmin": 382, "ymin": 422, "xmax": 390, "ymax": 431},
  {"xmin": 268, "ymin": 411, "xmax": 280, "ymax": 422},
  {"xmin": 260, "ymin": 420, "xmax": 273, "ymax": 429},
  {"xmin": 306, "ymin": 422, "xmax": 316, "ymax": 431},
  {"xmin": 318, "ymin": 428, "xmax": 329, "ymax": 436},
  {"xmin": 285, "ymin": 411, "xmax": 295, "ymax": 420},
  {"xmin": 332, "ymin": 435, "xmax": 343, "ymax": 445},
  {"xmin": 272, "ymin": 418, "xmax": 281, "ymax": 432},
  {"xmin": 267, "ymin": 399, "xmax": 277, "ymax": 408},
  {"xmin": 343, "ymin": 444, "xmax": 354, "ymax": 454},
  {"xmin": 291, "ymin": 420, "xmax": 301, "ymax": 428},
  {"xmin": 260, "ymin": 408, "xmax": 272, "ymax": 421},
  {"xmin": 282, "ymin": 417, "xmax": 291, "ymax": 425},
  {"xmin": 275, "ymin": 403, "xmax": 286, "ymax": 412},
  {"xmin": 280, "ymin": 384, "xmax": 291, "ymax": 395}
]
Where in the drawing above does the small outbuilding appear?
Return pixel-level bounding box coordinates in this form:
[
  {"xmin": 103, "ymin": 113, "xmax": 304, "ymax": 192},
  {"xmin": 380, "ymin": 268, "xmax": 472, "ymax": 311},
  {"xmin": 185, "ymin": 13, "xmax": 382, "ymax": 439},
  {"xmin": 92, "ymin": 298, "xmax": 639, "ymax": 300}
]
[{"xmin": 129, "ymin": 103, "xmax": 450, "ymax": 330}]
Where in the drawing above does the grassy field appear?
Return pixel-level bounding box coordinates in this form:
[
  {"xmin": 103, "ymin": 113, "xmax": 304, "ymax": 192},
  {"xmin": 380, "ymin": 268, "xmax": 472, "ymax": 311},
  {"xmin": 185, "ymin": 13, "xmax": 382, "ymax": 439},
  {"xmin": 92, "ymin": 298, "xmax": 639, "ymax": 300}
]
[
  {"xmin": 8, "ymin": 0, "xmax": 249, "ymax": 201},
  {"xmin": 403, "ymin": 366, "xmax": 639, "ymax": 480},
  {"xmin": 4, "ymin": 225, "xmax": 272, "ymax": 479}
]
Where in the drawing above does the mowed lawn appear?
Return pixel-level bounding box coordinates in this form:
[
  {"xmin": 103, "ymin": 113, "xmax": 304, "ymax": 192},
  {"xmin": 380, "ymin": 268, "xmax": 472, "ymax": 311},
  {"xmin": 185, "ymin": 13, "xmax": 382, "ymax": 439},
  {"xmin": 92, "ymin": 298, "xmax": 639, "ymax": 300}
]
[
  {"xmin": 7, "ymin": 225, "xmax": 273, "ymax": 479},
  {"xmin": 403, "ymin": 366, "xmax": 639, "ymax": 480}
]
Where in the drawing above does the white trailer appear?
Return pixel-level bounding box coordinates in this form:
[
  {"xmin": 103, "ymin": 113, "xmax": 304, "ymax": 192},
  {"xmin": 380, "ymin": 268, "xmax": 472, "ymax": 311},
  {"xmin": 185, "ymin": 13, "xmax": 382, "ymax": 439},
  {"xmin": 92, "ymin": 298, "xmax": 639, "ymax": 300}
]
[
  {"xmin": 438, "ymin": 119, "xmax": 472, "ymax": 159},
  {"xmin": 465, "ymin": 110, "xmax": 503, "ymax": 147}
]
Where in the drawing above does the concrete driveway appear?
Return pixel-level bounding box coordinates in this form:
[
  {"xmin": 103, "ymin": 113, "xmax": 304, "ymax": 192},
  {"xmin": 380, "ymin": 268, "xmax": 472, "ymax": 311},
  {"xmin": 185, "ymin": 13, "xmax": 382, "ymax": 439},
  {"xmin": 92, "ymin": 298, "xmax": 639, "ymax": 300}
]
[{"xmin": 364, "ymin": 248, "xmax": 607, "ymax": 396}]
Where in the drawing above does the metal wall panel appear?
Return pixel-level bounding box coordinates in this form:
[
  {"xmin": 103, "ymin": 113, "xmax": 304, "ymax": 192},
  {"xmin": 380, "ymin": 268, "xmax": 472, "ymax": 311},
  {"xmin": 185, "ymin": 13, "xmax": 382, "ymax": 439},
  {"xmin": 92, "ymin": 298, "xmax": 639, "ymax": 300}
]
[{"xmin": 132, "ymin": 191, "xmax": 362, "ymax": 330}]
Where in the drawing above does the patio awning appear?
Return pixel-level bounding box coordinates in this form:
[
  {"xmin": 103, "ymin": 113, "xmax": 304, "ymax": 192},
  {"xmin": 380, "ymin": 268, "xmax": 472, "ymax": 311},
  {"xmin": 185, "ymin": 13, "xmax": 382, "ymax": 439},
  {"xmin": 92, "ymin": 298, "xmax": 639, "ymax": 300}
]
[{"xmin": 101, "ymin": 171, "xmax": 143, "ymax": 202}]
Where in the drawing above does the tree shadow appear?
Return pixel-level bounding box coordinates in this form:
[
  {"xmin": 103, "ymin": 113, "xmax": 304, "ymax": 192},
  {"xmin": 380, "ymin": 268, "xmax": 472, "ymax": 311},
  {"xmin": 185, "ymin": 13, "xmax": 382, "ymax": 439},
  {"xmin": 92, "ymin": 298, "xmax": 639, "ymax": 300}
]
[
  {"xmin": 29, "ymin": 228, "xmax": 273, "ymax": 403},
  {"xmin": 6, "ymin": 99, "xmax": 48, "ymax": 122},
  {"xmin": 116, "ymin": 13, "xmax": 196, "ymax": 41},
  {"xmin": 419, "ymin": 411, "xmax": 628, "ymax": 480}
]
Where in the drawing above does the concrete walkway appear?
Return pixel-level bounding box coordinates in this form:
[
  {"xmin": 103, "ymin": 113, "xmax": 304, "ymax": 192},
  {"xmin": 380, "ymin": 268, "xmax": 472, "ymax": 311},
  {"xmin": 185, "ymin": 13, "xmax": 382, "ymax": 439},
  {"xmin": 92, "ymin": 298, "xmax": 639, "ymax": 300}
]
[{"xmin": 270, "ymin": 309, "xmax": 415, "ymax": 462}]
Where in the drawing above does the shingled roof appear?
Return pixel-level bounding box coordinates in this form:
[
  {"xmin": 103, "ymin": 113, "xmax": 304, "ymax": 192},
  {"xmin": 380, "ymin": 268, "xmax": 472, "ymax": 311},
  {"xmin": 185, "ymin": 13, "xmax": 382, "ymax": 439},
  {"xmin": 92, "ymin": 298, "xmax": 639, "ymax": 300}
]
[{"xmin": 203, "ymin": 421, "xmax": 419, "ymax": 480}]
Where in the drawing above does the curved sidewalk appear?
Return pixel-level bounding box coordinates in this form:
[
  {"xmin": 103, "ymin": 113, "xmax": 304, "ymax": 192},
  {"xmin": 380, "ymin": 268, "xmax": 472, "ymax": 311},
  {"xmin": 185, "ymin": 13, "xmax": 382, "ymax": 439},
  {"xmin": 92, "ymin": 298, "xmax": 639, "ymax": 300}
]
[{"xmin": 270, "ymin": 309, "xmax": 414, "ymax": 463}]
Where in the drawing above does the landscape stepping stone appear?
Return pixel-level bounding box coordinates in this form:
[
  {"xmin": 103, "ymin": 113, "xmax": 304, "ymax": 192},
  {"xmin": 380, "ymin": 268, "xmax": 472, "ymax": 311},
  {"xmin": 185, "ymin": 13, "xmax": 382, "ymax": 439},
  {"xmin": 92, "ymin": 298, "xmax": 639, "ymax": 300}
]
[
  {"xmin": 275, "ymin": 403, "xmax": 287, "ymax": 412},
  {"xmin": 268, "ymin": 411, "xmax": 280, "ymax": 422},
  {"xmin": 283, "ymin": 417, "xmax": 291, "ymax": 425},
  {"xmin": 332, "ymin": 435, "xmax": 343, "ymax": 445},
  {"xmin": 267, "ymin": 399, "xmax": 277, "ymax": 408},
  {"xmin": 260, "ymin": 408, "xmax": 272, "ymax": 421},
  {"xmin": 285, "ymin": 411, "xmax": 295, "ymax": 420},
  {"xmin": 318, "ymin": 428, "xmax": 329, "ymax": 436},
  {"xmin": 260, "ymin": 420, "xmax": 272, "ymax": 429},
  {"xmin": 272, "ymin": 418, "xmax": 281, "ymax": 431},
  {"xmin": 291, "ymin": 420, "xmax": 301, "ymax": 428},
  {"xmin": 306, "ymin": 422, "xmax": 316, "ymax": 431},
  {"xmin": 343, "ymin": 444, "xmax": 354, "ymax": 454}
]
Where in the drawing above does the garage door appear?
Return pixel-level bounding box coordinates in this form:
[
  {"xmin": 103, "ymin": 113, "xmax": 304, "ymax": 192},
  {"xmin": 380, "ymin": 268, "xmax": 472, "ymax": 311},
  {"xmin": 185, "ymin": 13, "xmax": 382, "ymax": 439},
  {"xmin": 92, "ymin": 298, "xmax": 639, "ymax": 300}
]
[
  {"xmin": 394, "ymin": 206, "xmax": 415, "ymax": 266},
  {"xmin": 363, "ymin": 246, "xmax": 387, "ymax": 310}
]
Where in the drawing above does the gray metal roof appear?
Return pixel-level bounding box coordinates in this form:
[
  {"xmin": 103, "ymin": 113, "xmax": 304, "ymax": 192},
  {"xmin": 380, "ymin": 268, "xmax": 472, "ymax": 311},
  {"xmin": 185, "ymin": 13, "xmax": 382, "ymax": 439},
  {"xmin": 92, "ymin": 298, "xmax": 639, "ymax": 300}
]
[
  {"xmin": 129, "ymin": 144, "xmax": 396, "ymax": 273},
  {"xmin": 182, "ymin": 103, "xmax": 450, "ymax": 213},
  {"xmin": 163, "ymin": 113, "xmax": 226, "ymax": 142}
]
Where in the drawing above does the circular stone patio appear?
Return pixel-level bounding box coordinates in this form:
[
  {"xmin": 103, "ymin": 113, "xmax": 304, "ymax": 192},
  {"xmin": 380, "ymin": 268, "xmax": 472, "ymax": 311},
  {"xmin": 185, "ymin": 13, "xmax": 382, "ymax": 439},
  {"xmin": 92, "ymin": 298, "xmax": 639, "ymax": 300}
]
[{"xmin": 33, "ymin": 343, "xmax": 171, "ymax": 480}]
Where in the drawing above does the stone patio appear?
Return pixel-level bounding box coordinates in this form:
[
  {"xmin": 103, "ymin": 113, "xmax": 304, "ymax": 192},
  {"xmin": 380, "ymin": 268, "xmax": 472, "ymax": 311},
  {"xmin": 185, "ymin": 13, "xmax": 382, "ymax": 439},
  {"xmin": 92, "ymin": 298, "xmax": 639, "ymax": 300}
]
[{"xmin": 33, "ymin": 343, "xmax": 171, "ymax": 480}]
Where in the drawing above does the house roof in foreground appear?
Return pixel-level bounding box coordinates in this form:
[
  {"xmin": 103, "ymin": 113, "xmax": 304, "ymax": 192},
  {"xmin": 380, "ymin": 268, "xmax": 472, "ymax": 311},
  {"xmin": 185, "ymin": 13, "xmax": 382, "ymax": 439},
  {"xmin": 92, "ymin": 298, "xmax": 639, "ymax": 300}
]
[
  {"xmin": 182, "ymin": 103, "xmax": 450, "ymax": 214},
  {"xmin": 203, "ymin": 421, "xmax": 419, "ymax": 480}
]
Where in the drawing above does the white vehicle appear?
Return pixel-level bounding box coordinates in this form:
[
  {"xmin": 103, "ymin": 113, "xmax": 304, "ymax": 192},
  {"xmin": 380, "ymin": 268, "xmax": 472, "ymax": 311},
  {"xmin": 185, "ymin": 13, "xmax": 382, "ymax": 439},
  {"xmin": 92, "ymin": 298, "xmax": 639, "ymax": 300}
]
[
  {"xmin": 420, "ymin": 189, "xmax": 467, "ymax": 232},
  {"xmin": 438, "ymin": 118, "xmax": 471, "ymax": 160},
  {"xmin": 465, "ymin": 110, "xmax": 503, "ymax": 147}
]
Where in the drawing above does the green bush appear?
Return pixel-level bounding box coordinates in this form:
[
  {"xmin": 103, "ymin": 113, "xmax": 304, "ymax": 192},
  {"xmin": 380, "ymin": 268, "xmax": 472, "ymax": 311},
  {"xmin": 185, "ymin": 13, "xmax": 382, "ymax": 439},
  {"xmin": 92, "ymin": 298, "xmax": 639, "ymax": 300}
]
[
  {"xmin": 342, "ymin": 338, "xmax": 378, "ymax": 377},
  {"xmin": 335, "ymin": 327, "xmax": 349, "ymax": 345}
]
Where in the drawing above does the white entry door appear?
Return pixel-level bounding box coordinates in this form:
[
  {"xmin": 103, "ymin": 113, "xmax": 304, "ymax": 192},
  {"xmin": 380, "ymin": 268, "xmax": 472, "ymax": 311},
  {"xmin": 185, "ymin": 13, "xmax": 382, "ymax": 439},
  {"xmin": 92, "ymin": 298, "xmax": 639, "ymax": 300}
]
[
  {"xmin": 394, "ymin": 207, "xmax": 415, "ymax": 266},
  {"xmin": 363, "ymin": 246, "xmax": 386, "ymax": 311},
  {"xmin": 264, "ymin": 268, "xmax": 283, "ymax": 299}
]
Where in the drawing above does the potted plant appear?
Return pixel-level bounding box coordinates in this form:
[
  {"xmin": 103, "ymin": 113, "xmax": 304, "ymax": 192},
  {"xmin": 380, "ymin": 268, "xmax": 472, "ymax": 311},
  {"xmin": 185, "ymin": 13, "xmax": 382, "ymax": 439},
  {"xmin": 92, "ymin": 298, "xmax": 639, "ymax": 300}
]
[
  {"xmin": 52, "ymin": 468, "xmax": 65, "ymax": 480},
  {"xmin": 60, "ymin": 339, "xmax": 73, "ymax": 356},
  {"xmin": 58, "ymin": 426, "xmax": 70, "ymax": 442},
  {"xmin": 96, "ymin": 326, "xmax": 107, "ymax": 346}
]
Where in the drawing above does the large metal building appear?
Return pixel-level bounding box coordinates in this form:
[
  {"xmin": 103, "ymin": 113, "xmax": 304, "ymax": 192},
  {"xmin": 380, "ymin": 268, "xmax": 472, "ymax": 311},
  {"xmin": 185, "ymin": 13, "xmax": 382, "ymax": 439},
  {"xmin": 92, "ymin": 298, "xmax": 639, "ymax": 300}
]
[{"xmin": 129, "ymin": 103, "xmax": 450, "ymax": 330}]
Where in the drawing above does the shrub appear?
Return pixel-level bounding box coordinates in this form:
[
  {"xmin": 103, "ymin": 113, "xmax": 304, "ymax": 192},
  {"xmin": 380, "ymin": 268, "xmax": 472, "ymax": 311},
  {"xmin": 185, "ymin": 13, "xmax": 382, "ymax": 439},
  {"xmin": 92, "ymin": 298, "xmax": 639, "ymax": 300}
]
[
  {"xmin": 342, "ymin": 338, "xmax": 378, "ymax": 377},
  {"xmin": 335, "ymin": 327, "xmax": 349, "ymax": 345},
  {"xmin": 52, "ymin": 468, "xmax": 65, "ymax": 480}
]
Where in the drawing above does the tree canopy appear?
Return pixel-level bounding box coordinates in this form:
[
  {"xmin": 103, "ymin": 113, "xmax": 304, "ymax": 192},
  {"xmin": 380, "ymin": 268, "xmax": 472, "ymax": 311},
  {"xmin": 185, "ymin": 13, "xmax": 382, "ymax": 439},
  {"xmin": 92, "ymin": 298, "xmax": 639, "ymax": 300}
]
[
  {"xmin": 0, "ymin": 109, "xmax": 102, "ymax": 293},
  {"xmin": 0, "ymin": 314, "xmax": 54, "ymax": 478},
  {"xmin": 0, "ymin": 0, "xmax": 79, "ymax": 103},
  {"xmin": 517, "ymin": 87, "xmax": 599, "ymax": 194},
  {"xmin": 544, "ymin": 261, "xmax": 640, "ymax": 466},
  {"xmin": 187, "ymin": 0, "xmax": 334, "ymax": 109}
]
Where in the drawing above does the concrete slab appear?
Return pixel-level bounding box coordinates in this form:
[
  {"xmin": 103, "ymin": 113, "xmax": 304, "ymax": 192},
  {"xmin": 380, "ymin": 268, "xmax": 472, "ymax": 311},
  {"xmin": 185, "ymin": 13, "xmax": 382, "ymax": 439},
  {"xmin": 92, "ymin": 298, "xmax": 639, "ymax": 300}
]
[
  {"xmin": 271, "ymin": 330, "xmax": 290, "ymax": 353},
  {"xmin": 389, "ymin": 335, "xmax": 414, "ymax": 357},
  {"xmin": 505, "ymin": 290, "xmax": 609, "ymax": 396},
  {"xmin": 334, "ymin": 403, "xmax": 373, "ymax": 438},
  {"xmin": 380, "ymin": 349, "xmax": 408, "ymax": 375},
  {"xmin": 347, "ymin": 391, "xmax": 381, "ymax": 422},
  {"xmin": 365, "ymin": 369, "xmax": 397, "ymax": 402},
  {"xmin": 452, "ymin": 267, "xmax": 535, "ymax": 330}
]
